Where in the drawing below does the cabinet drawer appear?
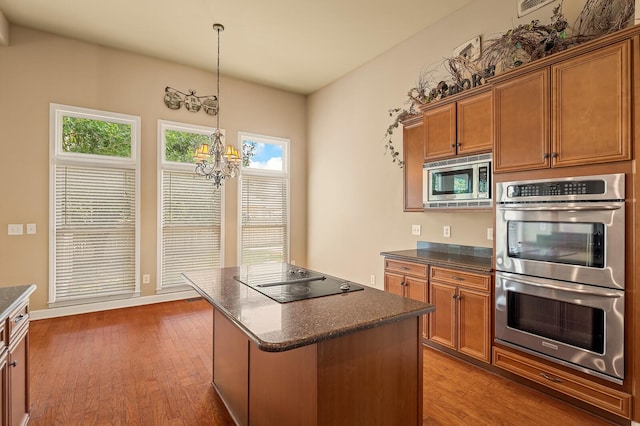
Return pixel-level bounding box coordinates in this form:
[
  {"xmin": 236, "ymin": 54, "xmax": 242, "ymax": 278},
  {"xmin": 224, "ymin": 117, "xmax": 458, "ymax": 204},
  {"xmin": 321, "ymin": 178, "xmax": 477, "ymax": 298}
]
[
  {"xmin": 7, "ymin": 301, "xmax": 29, "ymax": 341},
  {"xmin": 384, "ymin": 259, "xmax": 428, "ymax": 278},
  {"xmin": 430, "ymin": 267, "xmax": 490, "ymax": 291},
  {"xmin": 493, "ymin": 347, "xmax": 631, "ymax": 419}
]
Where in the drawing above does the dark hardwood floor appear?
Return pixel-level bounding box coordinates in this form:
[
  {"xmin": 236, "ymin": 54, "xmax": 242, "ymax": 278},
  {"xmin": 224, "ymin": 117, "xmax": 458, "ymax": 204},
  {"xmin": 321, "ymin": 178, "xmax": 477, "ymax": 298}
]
[{"xmin": 29, "ymin": 300, "xmax": 613, "ymax": 425}]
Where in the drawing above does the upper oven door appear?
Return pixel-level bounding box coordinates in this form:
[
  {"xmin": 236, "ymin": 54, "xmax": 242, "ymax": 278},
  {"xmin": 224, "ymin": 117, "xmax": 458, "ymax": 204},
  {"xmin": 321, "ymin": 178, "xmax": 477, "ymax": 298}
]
[{"xmin": 495, "ymin": 200, "xmax": 625, "ymax": 289}]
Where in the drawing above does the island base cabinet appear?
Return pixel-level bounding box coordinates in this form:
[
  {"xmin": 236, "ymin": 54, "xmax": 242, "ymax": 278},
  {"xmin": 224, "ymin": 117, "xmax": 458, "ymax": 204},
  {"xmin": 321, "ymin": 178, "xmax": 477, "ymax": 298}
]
[
  {"xmin": 213, "ymin": 310, "xmax": 249, "ymax": 426},
  {"xmin": 213, "ymin": 312, "xmax": 423, "ymax": 425},
  {"xmin": 249, "ymin": 344, "xmax": 318, "ymax": 426}
]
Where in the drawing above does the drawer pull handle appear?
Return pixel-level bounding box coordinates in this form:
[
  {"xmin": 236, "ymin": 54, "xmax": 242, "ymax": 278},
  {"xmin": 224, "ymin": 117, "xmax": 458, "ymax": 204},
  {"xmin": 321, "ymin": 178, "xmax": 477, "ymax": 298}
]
[
  {"xmin": 540, "ymin": 372, "xmax": 562, "ymax": 383},
  {"xmin": 400, "ymin": 266, "xmax": 410, "ymax": 271},
  {"xmin": 13, "ymin": 314, "xmax": 26, "ymax": 323},
  {"xmin": 451, "ymin": 276, "xmax": 465, "ymax": 281},
  {"xmin": 9, "ymin": 361, "xmax": 17, "ymax": 367}
]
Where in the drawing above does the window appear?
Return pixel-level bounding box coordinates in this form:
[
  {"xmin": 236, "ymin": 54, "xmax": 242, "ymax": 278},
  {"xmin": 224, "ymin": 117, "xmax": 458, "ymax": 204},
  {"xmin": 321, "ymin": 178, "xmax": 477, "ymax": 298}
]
[
  {"xmin": 49, "ymin": 104, "xmax": 140, "ymax": 306},
  {"xmin": 158, "ymin": 120, "xmax": 223, "ymax": 291},
  {"xmin": 238, "ymin": 132, "xmax": 289, "ymax": 265}
]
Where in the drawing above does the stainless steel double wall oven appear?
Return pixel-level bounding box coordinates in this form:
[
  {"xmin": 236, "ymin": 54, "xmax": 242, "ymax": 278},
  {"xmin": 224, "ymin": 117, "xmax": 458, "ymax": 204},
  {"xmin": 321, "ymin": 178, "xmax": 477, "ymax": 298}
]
[{"xmin": 494, "ymin": 173, "xmax": 626, "ymax": 383}]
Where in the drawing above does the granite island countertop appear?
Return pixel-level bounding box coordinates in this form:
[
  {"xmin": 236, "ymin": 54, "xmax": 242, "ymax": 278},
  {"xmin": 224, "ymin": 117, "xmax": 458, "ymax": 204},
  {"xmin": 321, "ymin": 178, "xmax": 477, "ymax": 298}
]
[
  {"xmin": 182, "ymin": 266, "xmax": 433, "ymax": 352},
  {"xmin": 381, "ymin": 247, "xmax": 493, "ymax": 273},
  {"xmin": 0, "ymin": 285, "xmax": 36, "ymax": 319}
]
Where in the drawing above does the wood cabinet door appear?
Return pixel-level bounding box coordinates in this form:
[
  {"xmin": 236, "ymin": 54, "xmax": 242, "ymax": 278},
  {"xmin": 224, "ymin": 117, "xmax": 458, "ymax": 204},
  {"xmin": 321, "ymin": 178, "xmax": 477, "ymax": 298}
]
[
  {"xmin": 457, "ymin": 288, "xmax": 491, "ymax": 363},
  {"xmin": 457, "ymin": 90, "xmax": 492, "ymax": 156},
  {"xmin": 384, "ymin": 272, "xmax": 405, "ymax": 297},
  {"xmin": 493, "ymin": 68, "xmax": 550, "ymax": 172},
  {"xmin": 552, "ymin": 40, "xmax": 631, "ymax": 167},
  {"xmin": 402, "ymin": 120, "xmax": 424, "ymax": 211},
  {"xmin": 8, "ymin": 332, "xmax": 27, "ymax": 426},
  {"xmin": 0, "ymin": 355, "xmax": 6, "ymax": 426},
  {"xmin": 423, "ymin": 103, "xmax": 456, "ymax": 161},
  {"xmin": 406, "ymin": 276, "xmax": 428, "ymax": 339},
  {"xmin": 428, "ymin": 282, "xmax": 456, "ymax": 350}
]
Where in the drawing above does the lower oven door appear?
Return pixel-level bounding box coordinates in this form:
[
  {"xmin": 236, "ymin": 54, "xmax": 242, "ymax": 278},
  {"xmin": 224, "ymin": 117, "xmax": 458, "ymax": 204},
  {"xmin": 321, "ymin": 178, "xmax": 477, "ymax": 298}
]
[{"xmin": 495, "ymin": 271, "xmax": 624, "ymax": 383}]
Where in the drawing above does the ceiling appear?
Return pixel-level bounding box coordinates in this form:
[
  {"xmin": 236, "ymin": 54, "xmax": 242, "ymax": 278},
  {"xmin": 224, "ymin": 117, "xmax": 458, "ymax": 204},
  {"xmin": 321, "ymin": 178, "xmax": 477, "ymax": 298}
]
[{"xmin": 0, "ymin": 0, "xmax": 472, "ymax": 94}]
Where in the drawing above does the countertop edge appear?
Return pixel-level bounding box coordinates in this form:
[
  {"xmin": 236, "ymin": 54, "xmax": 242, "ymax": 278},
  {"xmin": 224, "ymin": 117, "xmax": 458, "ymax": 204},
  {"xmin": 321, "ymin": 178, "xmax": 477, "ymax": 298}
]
[
  {"xmin": 0, "ymin": 284, "xmax": 37, "ymax": 321},
  {"xmin": 184, "ymin": 276, "xmax": 434, "ymax": 352}
]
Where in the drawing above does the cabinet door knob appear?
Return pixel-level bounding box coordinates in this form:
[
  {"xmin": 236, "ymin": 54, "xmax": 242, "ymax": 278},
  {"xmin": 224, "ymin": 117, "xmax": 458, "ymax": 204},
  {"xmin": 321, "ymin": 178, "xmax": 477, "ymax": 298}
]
[
  {"xmin": 451, "ymin": 144, "xmax": 456, "ymax": 148},
  {"xmin": 9, "ymin": 361, "xmax": 17, "ymax": 367},
  {"xmin": 543, "ymin": 153, "xmax": 550, "ymax": 159},
  {"xmin": 551, "ymin": 152, "xmax": 558, "ymax": 158}
]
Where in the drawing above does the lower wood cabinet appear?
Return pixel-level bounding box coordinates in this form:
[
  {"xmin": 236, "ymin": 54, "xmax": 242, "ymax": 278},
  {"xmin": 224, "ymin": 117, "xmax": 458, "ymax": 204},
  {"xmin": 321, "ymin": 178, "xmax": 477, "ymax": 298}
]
[
  {"xmin": 428, "ymin": 266, "xmax": 491, "ymax": 363},
  {"xmin": 493, "ymin": 346, "xmax": 631, "ymax": 419},
  {"xmin": 383, "ymin": 259, "xmax": 428, "ymax": 339},
  {"xmin": 0, "ymin": 297, "xmax": 31, "ymax": 426}
]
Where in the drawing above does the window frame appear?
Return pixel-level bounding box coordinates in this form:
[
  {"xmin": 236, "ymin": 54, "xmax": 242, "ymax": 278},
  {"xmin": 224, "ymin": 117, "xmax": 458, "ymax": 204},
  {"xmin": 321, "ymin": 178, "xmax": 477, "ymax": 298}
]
[
  {"xmin": 237, "ymin": 131, "xmax": 290, "ymax": 265},
  {"xmin": 157, "ymin": 119, "xmax": 225, "ymax": 292},
  {"xmin": 48, "ymin": 103, "xmax": 141, "ymax": 306}
]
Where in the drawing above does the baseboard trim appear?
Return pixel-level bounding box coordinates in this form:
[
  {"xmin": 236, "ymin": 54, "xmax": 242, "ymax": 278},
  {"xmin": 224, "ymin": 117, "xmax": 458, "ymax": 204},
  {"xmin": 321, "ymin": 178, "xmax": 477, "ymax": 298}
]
[{"xmin": 30, "ymin": 289, "xmax": 200, "ymax": 320}]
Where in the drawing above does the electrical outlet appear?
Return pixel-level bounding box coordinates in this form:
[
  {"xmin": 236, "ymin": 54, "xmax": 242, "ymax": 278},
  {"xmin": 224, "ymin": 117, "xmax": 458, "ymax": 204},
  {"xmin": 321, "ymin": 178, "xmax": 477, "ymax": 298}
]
[
  {"xmin": 291, "ymin": 260, "xmax": 296, "ymax": 265},
  {"xmin": 370, "ymin": 274, "xmax": 376, "ymax": 285},
  {"xmin": 443, "ymin": 225, "xmax": 451, "ymax": 238},
  {"xmin": 143, "ymin": 274, "xmax": 151, "ymax": 284},
  {"xmin": 411, "ymin": 224, "xmax": 421, "ymax": 236},
  {"xmin": 487, "ymin": 228, "xmax": 493, "ymax": 240}
]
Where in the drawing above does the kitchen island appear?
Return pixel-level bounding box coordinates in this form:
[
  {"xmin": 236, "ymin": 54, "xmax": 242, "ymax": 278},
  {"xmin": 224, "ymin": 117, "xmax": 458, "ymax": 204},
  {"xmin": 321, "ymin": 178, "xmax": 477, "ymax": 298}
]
[{"xmin": 182, "ymin": 264, "xmax": 434, "ymax": 426}]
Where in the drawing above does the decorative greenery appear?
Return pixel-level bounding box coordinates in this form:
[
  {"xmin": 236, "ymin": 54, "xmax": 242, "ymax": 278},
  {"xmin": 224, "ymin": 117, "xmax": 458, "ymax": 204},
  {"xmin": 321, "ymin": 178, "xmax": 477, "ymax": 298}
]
[{"xmin": 383, "ymin": 0, "xmax": 634, "ymax": 168}]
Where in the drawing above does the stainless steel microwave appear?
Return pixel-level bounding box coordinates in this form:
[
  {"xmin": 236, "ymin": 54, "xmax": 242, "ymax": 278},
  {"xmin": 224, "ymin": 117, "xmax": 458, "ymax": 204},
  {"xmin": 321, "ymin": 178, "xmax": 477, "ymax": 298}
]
[{"xmin": 423, "ymin": 154, "xmax": 492, "ymax": 208}]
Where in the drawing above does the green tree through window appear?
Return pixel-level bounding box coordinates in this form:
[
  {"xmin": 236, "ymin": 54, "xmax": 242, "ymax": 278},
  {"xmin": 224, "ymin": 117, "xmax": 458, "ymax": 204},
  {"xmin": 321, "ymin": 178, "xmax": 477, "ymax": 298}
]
[
  {"xmin": 165, "ymin": 130, "xmax": 212, "ymax": 163},
  {"xmin": 62, "ymin": 116, "xmax": 132, "ymax": 157}
]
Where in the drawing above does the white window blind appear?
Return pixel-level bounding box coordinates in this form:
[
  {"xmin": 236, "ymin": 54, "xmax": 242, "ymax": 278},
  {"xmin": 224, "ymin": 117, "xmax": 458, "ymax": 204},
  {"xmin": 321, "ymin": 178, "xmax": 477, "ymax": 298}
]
[
  {"xmin": 240, "ymin": 173, "xmax": 289, "ymax": 265},
  {"xmin": 54, "ymin": 166, "xmax": 137, "ymax": 301},
  {"xmin": 161, "ymin": 170, "xmax": 222, "ymax": 288}
]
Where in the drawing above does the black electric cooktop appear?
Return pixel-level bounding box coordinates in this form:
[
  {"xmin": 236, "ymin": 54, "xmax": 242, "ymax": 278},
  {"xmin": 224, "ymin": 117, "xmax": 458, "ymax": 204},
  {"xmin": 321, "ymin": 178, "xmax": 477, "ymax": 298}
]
[{"xmin": 233, "ymin": 263, "xmax": 364, "ymax": 303}]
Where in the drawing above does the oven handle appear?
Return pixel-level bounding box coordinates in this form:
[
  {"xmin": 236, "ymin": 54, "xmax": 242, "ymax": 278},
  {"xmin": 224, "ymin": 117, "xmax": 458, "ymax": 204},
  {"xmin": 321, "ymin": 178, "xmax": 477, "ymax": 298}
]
[
  {"xmin": 501, "ymin": 274, "xmax": 623, "ymax": 298},
  {"xmin": 498, "ymin": 204, "xmax": 621, "ymax": 212}
]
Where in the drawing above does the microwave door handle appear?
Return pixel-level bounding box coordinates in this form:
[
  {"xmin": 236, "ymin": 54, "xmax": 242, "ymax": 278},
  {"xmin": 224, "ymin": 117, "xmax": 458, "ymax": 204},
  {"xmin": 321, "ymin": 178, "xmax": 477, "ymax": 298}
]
[
  {"xmin": 508, "ymin": 275, "xmax": 623, "ymax": 298},
  {"xmin": 498, "ymin": 205, "xmax": 622, "ymax": 212}
]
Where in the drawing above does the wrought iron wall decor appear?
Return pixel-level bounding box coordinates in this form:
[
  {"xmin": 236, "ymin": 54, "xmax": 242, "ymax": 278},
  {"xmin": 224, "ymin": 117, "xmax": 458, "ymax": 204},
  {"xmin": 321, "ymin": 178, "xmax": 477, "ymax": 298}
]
[{"xmin": 163, "ymin": 86, "xmax": 219, "ymax": 115}]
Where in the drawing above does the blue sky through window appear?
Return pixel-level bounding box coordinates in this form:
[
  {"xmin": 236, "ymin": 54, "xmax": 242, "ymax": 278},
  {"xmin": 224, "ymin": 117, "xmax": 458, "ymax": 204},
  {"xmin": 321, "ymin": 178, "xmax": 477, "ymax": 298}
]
[{"xmin": 246, "ymin": 140, "xmax": 283, "ymax": 171}]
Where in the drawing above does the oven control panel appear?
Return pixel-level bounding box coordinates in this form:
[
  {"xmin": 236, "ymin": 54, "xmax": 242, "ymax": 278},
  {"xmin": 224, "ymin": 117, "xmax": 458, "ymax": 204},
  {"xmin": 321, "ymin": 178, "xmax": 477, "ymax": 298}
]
[{"xmin": 506, "ymin": 180, "xmax": 605, "ymax": 198}]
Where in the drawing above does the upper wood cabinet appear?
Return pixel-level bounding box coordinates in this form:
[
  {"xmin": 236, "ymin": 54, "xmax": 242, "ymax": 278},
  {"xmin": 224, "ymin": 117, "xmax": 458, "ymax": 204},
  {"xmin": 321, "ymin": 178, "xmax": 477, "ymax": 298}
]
[
  {"xmin": 493, "ymin": 40, "xmax": 631, "ymax": 173},
  {"xmin": 401, "ymin": 115, "xmax": 424, "ymax": 211},
  {"xmin": 423, "ymin": 89, "xmax": 492, "ymax": 162}
]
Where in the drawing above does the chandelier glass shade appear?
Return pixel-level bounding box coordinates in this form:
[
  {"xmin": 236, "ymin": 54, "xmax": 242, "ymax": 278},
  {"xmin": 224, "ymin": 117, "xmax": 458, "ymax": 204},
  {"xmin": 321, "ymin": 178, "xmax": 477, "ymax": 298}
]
[{"xmin": 194, "ymin": 23, "xmax": 240, "ymax": 188}]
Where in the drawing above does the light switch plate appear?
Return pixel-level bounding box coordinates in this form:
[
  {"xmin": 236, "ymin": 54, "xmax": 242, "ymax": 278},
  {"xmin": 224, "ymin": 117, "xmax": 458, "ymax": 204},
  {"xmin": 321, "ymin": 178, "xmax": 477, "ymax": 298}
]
[
  {"xmin": 143, "ymin": 274, "xmax": 151, "ymax": 284},
  {"xmin": 27, "ymin": 223, "xmax": 37, "ymax": 235},
  {"xmin": 8, "ymin": 224, "xmax": 23, "ymax": 235}
]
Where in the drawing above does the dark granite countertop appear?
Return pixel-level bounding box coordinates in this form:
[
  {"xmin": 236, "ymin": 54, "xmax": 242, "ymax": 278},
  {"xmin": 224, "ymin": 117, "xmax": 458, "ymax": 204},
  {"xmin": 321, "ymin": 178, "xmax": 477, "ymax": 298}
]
[
  {"xmin": 182, "ymin": 267, "xmax": 434, "ymax": 353},
  {"xmin": 0, "ymin": 285, "xmax": 36, "ymax": 320},
  {"xmin": 381, "ymin": 248, "xmax": 493, "ymax": 273}
]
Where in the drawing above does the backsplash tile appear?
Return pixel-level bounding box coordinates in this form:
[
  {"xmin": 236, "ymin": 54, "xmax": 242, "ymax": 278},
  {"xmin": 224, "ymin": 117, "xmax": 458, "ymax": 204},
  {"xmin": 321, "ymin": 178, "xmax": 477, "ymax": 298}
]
[{"xmin": 417, "ymin": 241, "xmax": 493, "ymax": 259}]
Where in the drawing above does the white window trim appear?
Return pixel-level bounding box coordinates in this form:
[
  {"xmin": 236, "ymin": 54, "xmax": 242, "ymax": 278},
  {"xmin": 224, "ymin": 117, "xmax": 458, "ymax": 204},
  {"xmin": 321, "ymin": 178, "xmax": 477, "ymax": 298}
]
[
  {"xmin": 237, "ymin": 132, "xmax": 290, "ymax": 265},
  {"xmin": 49, "ymin": 103, "xmax": 141, "ymax": 305},
  {"xmin": 156, "ymin": 120, "xmax": 225, "ymax": 292}
]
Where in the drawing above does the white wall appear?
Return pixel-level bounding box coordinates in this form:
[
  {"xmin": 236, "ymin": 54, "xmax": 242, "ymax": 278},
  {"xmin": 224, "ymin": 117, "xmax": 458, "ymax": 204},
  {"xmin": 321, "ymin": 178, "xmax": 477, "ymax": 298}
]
[{"xmin": 306, "ymin": 0, "xmax": 592, "ymax": 287}]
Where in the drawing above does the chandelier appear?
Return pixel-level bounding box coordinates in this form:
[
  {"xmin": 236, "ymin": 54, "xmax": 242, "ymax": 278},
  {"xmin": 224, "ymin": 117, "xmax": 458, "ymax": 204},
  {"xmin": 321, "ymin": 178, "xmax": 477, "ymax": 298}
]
[{"xmin": 194, "ymin": 23, "xmax": 241, "ymax": 188}]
